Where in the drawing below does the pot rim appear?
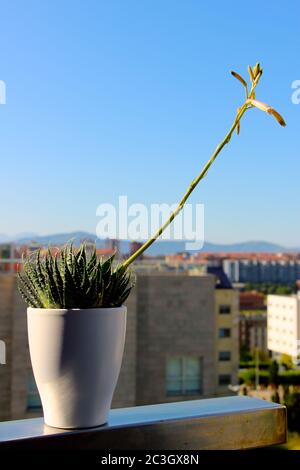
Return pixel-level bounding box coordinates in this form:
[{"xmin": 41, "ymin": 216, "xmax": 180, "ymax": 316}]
[{"xmin": 27, "ymin": 306, "xmax": 126, "ymax": 314}]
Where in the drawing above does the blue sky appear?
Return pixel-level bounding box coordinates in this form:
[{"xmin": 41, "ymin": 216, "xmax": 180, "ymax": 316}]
[{"xmin": 0, "ymin": 0, "xmax": 299, "ymax": 246}]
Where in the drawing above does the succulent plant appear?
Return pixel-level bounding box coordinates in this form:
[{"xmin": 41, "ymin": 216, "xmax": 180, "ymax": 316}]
[{"xmin": 18, "ymin": 244, "xmax": 134, "ymax": 309}]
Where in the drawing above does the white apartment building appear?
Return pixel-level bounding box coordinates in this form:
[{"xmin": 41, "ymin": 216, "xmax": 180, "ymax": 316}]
[{"xmin": 267, "ymin": 294, "xmax": 300, "ymax": 362}]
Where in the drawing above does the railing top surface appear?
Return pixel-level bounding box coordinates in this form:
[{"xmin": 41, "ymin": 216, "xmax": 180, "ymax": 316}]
[{"xmin": 0, "ymin": 396, "xmax": 286, "ymax": 450}]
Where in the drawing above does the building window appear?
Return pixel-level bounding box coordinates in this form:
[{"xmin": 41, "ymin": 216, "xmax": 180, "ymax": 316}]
[
  {"xmin": 219, "ymin": 305, "xmax": 231, "ymax": 314},
  {"xmin": 219, "ymin": 351, "xmax": 231, "ymax": 361},
  {"xmin": 219, "ymin": 328, "xmax": 231, "ymax": 338},
  {"xmin": 27, "ymin": 371, "xmax": 42, "ymax": 410},
  {"xmin": 166, "ymin": 357, "xmax": 203, "ymax": 396},
  {"xmin": 219, "ymin": 374, "xmax": 231, "ymax": 386}
]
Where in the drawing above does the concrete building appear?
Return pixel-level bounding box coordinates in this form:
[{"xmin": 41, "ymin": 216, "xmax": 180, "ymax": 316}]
[
  {"xmin": 223, "ymin": 258, "xmax": 300, "ymax": 284},
  {"xmin": 135, "ymin": 273, "xmax": 216, "ymax": 404},
  {"xmin": 206, "ymin": 265, "xmax": 239, "ymax": 394},
  {"xmin": 239, "ymin": 315, "xmax": 267, "ymax": 353},
  {"xmin": 239, "ymin": 291, "xmax": 265, "ymax": 311},
  {"xmin": 0, "ymin": 273, "xmax": 32, "ymax": 421},
  {"xmin": 267, "ymin": 294, "xmax": 300, "ymax": 363},
  {"xmin": 239, "ymin": 291, "xmax": 267, "ymax": 353},
  {"xmin": 0, "ymin": 270, "xmax": 239, "ymax": 421}
]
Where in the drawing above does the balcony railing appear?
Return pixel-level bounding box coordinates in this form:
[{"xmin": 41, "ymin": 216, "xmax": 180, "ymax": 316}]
[{"xmin": 0, "ymin": 396, "xmax": 286, "ymax": 450}]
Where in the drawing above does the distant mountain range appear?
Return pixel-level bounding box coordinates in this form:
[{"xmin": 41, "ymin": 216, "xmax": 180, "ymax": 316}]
[
  {"xmin": 1, "ymin": 231, "xmax": 298, "ymax": 255},
  {"xmin": 0, "ymin": 232, "xmax": 38, "ymax": 243}
]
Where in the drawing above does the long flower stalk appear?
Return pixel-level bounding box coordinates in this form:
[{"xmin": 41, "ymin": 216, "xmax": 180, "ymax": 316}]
[{"xmin": 122, "ymin": 63, "xmax": 285, "ymax": 270}]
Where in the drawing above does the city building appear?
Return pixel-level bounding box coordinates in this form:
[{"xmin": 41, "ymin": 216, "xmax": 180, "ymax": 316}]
[
  {"xmin": 239, "ymin": 315, "xmax": 267, "ymax": 353},
  {"xmin": 135, "ymin": 273, "xmax": 217, "ymax": 404},
  {"xmin": 267, "ymin": 293, "xmax": 300, "ymax": 363},
  {"xmin": 104, "ymin": 238, "xmax": 120, "ymax": 253},
  {"xmin": 0, "ymin": 269, "xmax": 240, "ymax": 420},
  {"xmin": 129, "ymin": 241, "xmax": 144, "ymax": 259},
  {"xmin": 0, "ymin": 243, "xmax": 42, "ymax": 274},
  {"xmin": 0, "ymin": 243, "xmax": 21, "ymax": 273},
  {"xmin": 223, "ymin": 256, "xmax": 300, "ymax": 284},
  {"xmin": 206, "ymin": 264, "xmax": 239, "ymax": 394},
  {"xmin": 165, "ymin": 252, "xmax": 300, "ymax": 285},
  {"xmin": 239, "ymin": 291, "xmax": 265, "ymax": 311},
  {"xmin": 239, "ymin": 291, "xmax": 267, "ymax": 353}
]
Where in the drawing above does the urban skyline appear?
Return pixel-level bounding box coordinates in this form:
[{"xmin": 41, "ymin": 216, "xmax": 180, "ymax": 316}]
[{"xmin": 0, "ymin": 230, "xmax": 299, "ymax": 253}]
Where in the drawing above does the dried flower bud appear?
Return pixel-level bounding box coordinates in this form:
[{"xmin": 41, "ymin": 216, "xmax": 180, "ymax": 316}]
[
  {"xmin": 253, "ymin": 63, "xmax": 260, "ymax": 78},
  {"xmin": 231, "ymin": 71, "xmax": 247, "ymax": 88},
  {"xmin": 248, "ymin": 65, "xmax": 254, "ymax": 82},
  {"xmin": 247, "ymin": 99, "xmax": 270, "ymax": 112},
  {"xmin": 253, "ymin": 70, "xmax": 263, "ymax": 85},
  {"xmin": 246, "ymin": 99, "xmax": 286, "ymax": 127},
  {"xmin": 269, "ymin": 109, "xmax": 286, "ymax": 127}
]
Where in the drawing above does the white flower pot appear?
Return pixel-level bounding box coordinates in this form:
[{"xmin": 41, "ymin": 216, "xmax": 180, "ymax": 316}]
[{"xmin": 27, "ymin": 306, "xmax": 126, "ymax": 429}]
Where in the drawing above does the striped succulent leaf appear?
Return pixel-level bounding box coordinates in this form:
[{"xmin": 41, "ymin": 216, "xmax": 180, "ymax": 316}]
[{"xmin": 17, "ymin": 243, "xmax": 135, "ymax": 309}]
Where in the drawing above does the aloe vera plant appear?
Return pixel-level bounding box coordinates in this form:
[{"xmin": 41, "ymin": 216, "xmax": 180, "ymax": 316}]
[
  {"xmin": 18, "ymin": 244, "xmax": 133, "ymax": 308},
  {"xmin": 18, "ymin": 63, "xmax": 286, "ymax": 309}
]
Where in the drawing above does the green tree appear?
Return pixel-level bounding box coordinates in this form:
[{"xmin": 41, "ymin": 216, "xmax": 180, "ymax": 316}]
[
  {"xmin": 271, "ymin": 390, "xmax": 280, "ymax": 403},
  {"xmin": 283, "ymin": 384, "xmax": 290, "ymax": 402},
  {"xmin": 240, "ymin": 345, "xmax": 253, "ymax": 362},
  {"xmin": 284, "ymin": 392, "xmax": 300, "ymax": 432},
  {"xmin": 269, "ymin": 360, "xmax": 279, "ymax": 386},
  {"xmin": 281, "ymin": 354, "xmax": 293, "ymax": 370}
]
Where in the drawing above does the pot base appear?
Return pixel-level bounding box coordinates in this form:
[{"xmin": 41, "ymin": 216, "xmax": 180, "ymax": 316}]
[{"xmin": 44, "ymin": 420, "xmax": 108, "ymax": 430}]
